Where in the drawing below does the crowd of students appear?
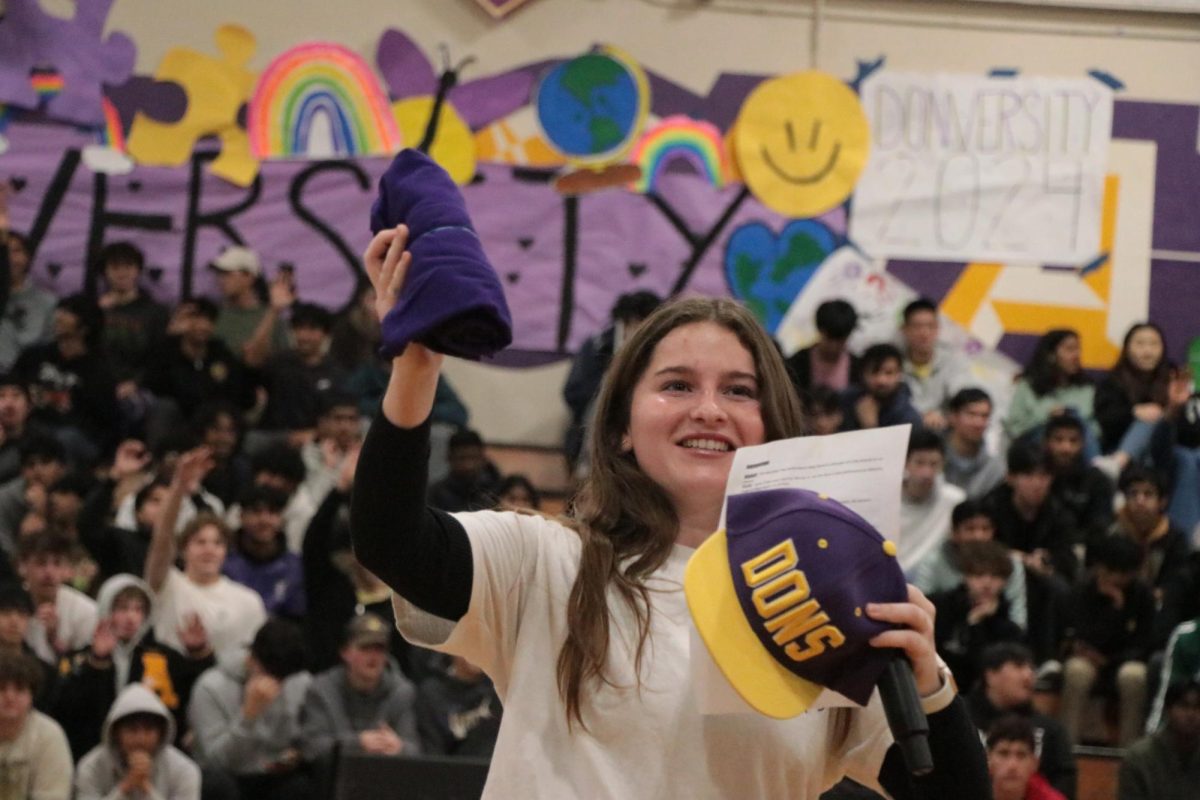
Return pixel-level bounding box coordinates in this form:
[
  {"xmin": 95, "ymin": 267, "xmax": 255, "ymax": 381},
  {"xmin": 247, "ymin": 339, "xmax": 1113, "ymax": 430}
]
[
  {"xmin": 3, "ymin": 172, "xmax": 1199, "ymax": 798},
  {"xmin": 0, "ymin": 197, "xmax": 515, "ymax": 798}
]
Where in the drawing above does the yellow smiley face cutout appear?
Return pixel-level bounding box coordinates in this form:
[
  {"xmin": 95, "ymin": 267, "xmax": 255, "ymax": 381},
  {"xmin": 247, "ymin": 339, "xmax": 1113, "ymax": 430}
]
[{"xmin": 733, "ymin": 71, "xmax": 870, "ymax": 218}]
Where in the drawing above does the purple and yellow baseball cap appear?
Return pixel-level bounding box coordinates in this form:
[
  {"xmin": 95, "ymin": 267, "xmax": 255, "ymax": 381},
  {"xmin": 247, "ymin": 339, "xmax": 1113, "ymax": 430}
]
[{"xmin": 685, "ymin": 488, "xmax": 907, "ymax": 718}]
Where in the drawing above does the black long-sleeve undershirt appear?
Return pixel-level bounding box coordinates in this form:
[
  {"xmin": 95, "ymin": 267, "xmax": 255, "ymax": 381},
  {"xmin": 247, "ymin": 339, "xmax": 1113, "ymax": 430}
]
[
  {"xmin": 350, "ymin": 413, "xmax": 990, "ymax": 798},
  {"xmin": 352, "ymin": 414, "xmax": 473, "ymax": 620}
]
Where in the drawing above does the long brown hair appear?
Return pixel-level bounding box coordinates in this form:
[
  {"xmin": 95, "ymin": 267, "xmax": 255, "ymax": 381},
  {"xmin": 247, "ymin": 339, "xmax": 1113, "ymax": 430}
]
[{"xmin": 557, "ymin": 297, "xmax": 805, "ymax": 728}]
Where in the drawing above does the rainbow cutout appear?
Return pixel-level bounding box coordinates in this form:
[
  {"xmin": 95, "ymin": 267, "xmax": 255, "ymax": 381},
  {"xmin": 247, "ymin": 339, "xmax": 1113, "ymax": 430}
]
[
  {"xmin": 30, "ymin": 72, "xmax": 65, "ymax": 101},
  {"xmin": 247, "ymin": 42, "xmax": 401, "ymax": 158},
  {"xmin": 98, "ymin": 97, "xmax": 125, "ymax": 152},
  {"xmin": 630, "ymin": 115, "xmax": 730, "ymax": 193}
]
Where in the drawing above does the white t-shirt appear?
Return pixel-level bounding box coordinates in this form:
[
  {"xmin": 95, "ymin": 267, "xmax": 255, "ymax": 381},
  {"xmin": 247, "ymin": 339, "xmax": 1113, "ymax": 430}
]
[
  {"xmin": 0, "ymin": 711, "xmax": 73, "ymax": 800},
  {"xmin": 25, "ymin": 585, "xmax": 98, "ymax": 664},
  {"xmin": 899, "ymin": 480, "xmax": 966, "ymax": 576},
  {"xmin": 152, "ymin": 568, "xmax": 266, "ymax": 657},
  {"xmin": 394, "ymin": 510, "xmax": 896, "ymax": 799}
]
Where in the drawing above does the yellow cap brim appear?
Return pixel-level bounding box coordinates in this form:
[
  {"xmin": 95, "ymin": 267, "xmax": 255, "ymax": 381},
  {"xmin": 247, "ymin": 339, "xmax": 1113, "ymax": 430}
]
[{"xmin": 684, "ymin": 529, "xmax": 824, "ymax": 719}]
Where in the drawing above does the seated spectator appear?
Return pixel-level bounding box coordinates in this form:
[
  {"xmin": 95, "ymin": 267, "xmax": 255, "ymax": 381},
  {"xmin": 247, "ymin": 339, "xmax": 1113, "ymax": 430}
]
[
  {"xmin": 1118, "ymin": 680, "xmax": 1200, "ymax": 800},
  {"xmin": 189, "ymin": 618, "xmax": 313, "ymax": 800},
  {"xmin": 300, "ymin": 613, "xmax": 420, "ymax": 763},
  {"xmin": 299, "ymin": 392, "xmax": 363, "ymax": 505},
  {"xmin": 95, "ymin": 242, "xmax": 169, "ymax": 432},
  {"xmin": 194, "ymin": 402, "xmax": 251, "ymax": 509},
  {"xmin": 329, "ymin": 281, "xmax": 380, "ymax": 374},
  {"xmin": 1157, "ymin": 367, "xmax": 1200, "ymax": 535},
  {"xmin": 899, "ymin": 428, "xmax": 965, "ymax": 574},
  {"xmin": 496, "ymin": 474, "xmax": 540, "ymax": 512},
  {"xmin": 0, "ymin": 433, "xmax": 65, "ymax": 564},
  {"xmin": 1093, "ymin": 323, "xmax": 1172, "ymax": 477},
  {"xmin": 0, "ymin": 375, "xmax": 50, "ymax": 485},
  {"xmin": 74, "ymin": 683, "xmax": 201, "ymax": 800},
  {"xmin": 223, "ymin": 485, "xmax": 305, "ymax": 619},
  {"xmin": 254, "ymin": 302, "xmax": 346, "ymax": 452},
  {"xmin": 1044, "ymin": 413, "xmax": 1114, "ymax": 548},
  {"xmin": 562, "ymin": 291, "xmax": 661, "ymax": 470},
  {"xmin": 417, "ymin": 655, "xmax": 502, "ymax": 758},
  {"xmin": 44, "ymin": 470, "xmax": 89, "ymax": 541},
  {"xmin": 1108, "ymin": 465, "xmax": 1189, "ymax": 606},
  {"xmin": 13, "ymin": 293, "xmax": 120, "ymax": 465},
  {"xmin": 239, "ymin": 443, "xmax": 316, "ymax": 554},
  {"xmin": 785, "ymin": 298, "xmax": 860, "ymax": 395},
  {"xmin": 144, "ymin": 448, "xmax": 266, "ymax": 658},
  {"xmin": 984, "ymin": 442, "xmax": 1080, "ymax": 584},
  {"xmin": 931, "ymin": 541, "xmax": 1024, "ymax": 691},
  {"xmin": 1060, "ymin": 536, "xmax": 1154, "ymax": 746},
  {"xmin": 839, "ymin": 343, "xmax": 922, "ymax": 431},
  {"xmin": 17, "ymin": 531, "xmax": 96, "ymax": 665},
  {"xmin": 79, "ymin": 443, "xmax": 161, "ymax": 583},
  {"xmin": 142, "ymin": 298, "xmax": 256, "ymax": 436},
  {"xmin": 56, "ymin": 574, "xmax": 214, "ymax": 758},
  {"xmin": 1004, "ymin": 329, "xmax": 1097, "ymax": 455},
  {"xmin": 1148, "ymin": 614, "xmax": 1200, "ymax": 733},
  {"xmin": 0, "ymin": 650, "xmax": 72, "ymax": 797},
  {"xmin": 428, "ymin": 428, "xmax": 500, "ymax": 513},
  {"xmin": 209, "ymin": 246, "xmax": 292, "ymax": 368},
  {"xmin": 967, "ymin": 643, "xmax": 1076, "ymax": 800},
  {"xmin": 899, "ymin": 298, "xmax": 973, "ymax": 432},
  {"xmin": 802, "ymin": 384, "xmax": 844, "ymax": 436},
  {"xmin": 0, "ymin": 584, "xmax": 58, "ymax": 712},
  {"xmin": 912, "ymin": 500, "xmax": 1027, "ymax": 631},
  {"xmin": 986, "ymin": 714, "xmax": 1067, "ymax": 800},
  {"xmin": 943, "ymin": 388, "xmax": 1006, "ymax": 500},
  {"xmin": 0, "ymin": 230, "xmax": 56, "ymax": 374}
]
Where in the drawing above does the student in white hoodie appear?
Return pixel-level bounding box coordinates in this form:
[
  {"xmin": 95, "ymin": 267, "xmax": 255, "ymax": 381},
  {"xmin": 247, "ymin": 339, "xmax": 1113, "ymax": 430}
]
[{"xmin": 74, "ymin": 683, "xmax": 201, "ymax": 800}]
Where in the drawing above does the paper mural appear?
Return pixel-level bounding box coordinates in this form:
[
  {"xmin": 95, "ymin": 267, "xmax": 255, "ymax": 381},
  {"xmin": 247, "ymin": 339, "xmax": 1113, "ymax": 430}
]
[
  {"xmin": 731, "ymin": 71, "xmax": 871, "ymax": 218},
  {"xmin": 851, "ymin": 72, "xmax": 1114, "ymax": 265},
  {"xmin": 0, "ymin": 17, "xmax": 1196, "ymax": 373},
  {"xmin": 248, "ymin": 42, "xmax": 401, "ymax": 160},
  {"xmin": 126, "ymin": 25, "xmax": 258, "ymax": 186}
]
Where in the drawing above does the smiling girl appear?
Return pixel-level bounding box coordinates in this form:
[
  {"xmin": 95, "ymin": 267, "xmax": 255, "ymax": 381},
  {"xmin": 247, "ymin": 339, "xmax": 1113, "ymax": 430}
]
[{"xmin": 352, "ymin": 224, "xmax": 988, "ymax": 799}]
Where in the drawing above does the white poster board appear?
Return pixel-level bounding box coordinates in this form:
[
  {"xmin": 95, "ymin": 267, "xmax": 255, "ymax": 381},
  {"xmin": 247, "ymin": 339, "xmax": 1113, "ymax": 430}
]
[{"xmin": 849, "ymin": 72, "xmax": 1113, "ymax": 265}]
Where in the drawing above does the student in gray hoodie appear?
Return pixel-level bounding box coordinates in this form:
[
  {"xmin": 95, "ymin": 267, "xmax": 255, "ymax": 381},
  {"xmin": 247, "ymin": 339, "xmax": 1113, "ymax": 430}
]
[
  {"xmin": 188, "ymin": 618, "xmax": 312, "ymax": 800},
  {"xmin": 74, "ymin": 682, "xmax": 201, "ymax": 800},
  {"xmin": 299, "ymin": 612, "xmax": 420, "ymax": 762}
]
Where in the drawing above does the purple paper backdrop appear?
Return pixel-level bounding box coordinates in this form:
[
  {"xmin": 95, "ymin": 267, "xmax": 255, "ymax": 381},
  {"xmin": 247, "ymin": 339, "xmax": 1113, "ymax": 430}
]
[{"xmin": 2, "ymin": 55, "xmax": 1197, "ymax": 364}]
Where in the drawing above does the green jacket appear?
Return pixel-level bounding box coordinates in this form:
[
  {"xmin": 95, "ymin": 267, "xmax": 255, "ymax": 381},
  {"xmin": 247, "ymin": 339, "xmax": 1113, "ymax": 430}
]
[{"xmin": 1147, "ymin": 619, "xmax": 1200, "ymax": 731}]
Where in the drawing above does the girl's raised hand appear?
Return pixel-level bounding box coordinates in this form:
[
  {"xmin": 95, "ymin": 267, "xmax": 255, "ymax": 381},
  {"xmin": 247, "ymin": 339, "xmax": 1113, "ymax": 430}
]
[{"xmin": 363, "ymin": 224, "xmax": 412, "ymax": 324}]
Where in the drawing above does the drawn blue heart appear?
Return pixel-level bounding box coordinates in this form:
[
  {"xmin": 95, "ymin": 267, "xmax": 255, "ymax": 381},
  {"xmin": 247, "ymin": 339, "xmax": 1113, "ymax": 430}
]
[{"xmin": 724, "ymin": 219, "xmax": 837, "ymax": 334}]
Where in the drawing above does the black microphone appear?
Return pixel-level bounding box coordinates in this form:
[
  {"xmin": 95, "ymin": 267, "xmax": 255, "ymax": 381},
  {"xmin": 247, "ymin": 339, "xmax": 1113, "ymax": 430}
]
[{"xmin": 878, "ymin": 652, "xmax": 933, "ymax": 776}]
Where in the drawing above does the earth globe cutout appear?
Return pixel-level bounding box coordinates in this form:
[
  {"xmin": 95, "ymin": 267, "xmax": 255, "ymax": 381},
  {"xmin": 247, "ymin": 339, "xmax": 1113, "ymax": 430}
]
[{"xmin": 535, "ymin": 47, "xmax": 648, "ymax": 164}]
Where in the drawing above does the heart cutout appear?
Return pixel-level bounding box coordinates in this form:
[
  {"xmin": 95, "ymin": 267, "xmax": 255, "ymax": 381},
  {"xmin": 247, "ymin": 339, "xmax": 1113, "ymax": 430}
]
[
  {"xmin": 628, "ymin": 262, "xmax": 647, "ymax": 278},
  {"xmin": 9, "ymin": 176, "xmax": 27, "ymax": 193},
  {"xmin": 46, "ymin": 262, "xmax": 63, "ymax": 278},
  {"xmin": 505, "ymin": 272, "xmax": 520, "ymax": 285},
  {"xmin": 517, "ymin": 237, "xmax": 534, "ymax": 251},
  {"xmin": 724, "ymin": 219, "xmax": 836, "ymax": 334},
  {"xmin": 128, "ymin": 180, "xmax": 143, "ymax": 192},
  {"xmin": 148, "ymin": 267, "xmax": 164, "ymax": 283}
]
